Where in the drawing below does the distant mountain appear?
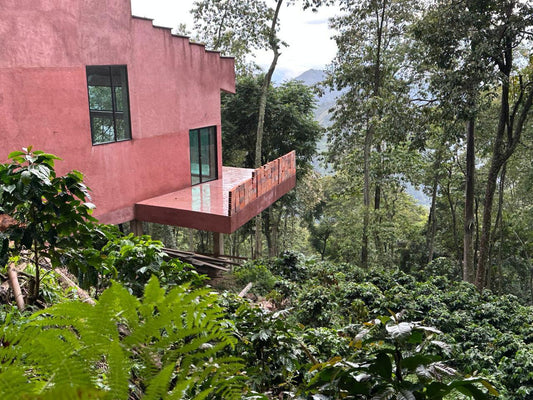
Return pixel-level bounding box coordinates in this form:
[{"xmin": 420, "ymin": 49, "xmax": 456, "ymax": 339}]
[
  {"xmin": 293, "ymin": 69, "xmax": 339, "ymax": 128},
  {"xmin": 293, "ymin": 69, "xmax": 325, "ymax": 86},
  {"xmin": 292, "ymin": 69, "xmax": 338, "ymax": 174}
]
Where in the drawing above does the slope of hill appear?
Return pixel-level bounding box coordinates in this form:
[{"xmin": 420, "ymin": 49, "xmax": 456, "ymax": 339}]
[{"xmin": 293, "ymin": 69, "xmax": 338, "ymax": 127}]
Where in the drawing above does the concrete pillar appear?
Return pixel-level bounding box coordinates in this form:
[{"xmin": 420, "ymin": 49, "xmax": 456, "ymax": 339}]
[
  {"xmin": 189, "ymin": 229, "xmax": 195, "ymax": 252},
  {"xmin": 213, "ymin": 232, "xmax": 224, "ymax": 257},
  {"xmin": 130, "ymin": 220, "xmax": 144, "ymax": 236}
]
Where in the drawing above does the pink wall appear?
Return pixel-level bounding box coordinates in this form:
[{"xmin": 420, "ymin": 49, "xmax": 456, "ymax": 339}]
[{"xmin": 0, "ymin": 0, "xmax": 235, "ymax": 224}]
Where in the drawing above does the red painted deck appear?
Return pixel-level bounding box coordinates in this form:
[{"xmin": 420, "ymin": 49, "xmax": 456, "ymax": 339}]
[{"xmin": 135, "ymin": 166, "xmax": 296, "ymax": 233}]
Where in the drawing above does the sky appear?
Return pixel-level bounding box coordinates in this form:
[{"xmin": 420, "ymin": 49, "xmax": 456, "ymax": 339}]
[{"xmin": 130, "ymin": 0, "xmax": 338, "ymax": 82}]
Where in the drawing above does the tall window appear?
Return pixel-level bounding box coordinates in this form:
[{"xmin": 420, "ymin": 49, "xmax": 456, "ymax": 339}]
[
  {"xmin": 86, "ymin": 65, "xmax": 131, "ymax": 145},
  {"xmin": 189, "ymin": 126, "xmax": 217, "ymax": 185}
]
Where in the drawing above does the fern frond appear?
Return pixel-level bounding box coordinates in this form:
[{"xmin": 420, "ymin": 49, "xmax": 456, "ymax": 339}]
[
  {"xmin": 0, "ymin": 276, "xmax": 245, "ymax": 399},
  {"xmin": 143, "ymin": 363, "xmax": 174, "ymax": 400},
  {"xmin": 104, "ymin": 340, "xmax": 130, "ymax": 400}
]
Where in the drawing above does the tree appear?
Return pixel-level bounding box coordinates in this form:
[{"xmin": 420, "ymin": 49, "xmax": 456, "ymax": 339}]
[
  {"xmin": 193, "ymin": 0, "xmax": 286, "ymax": 257},
  {"xmin": 221, "ymin": 75, "xmax": 322, "ymax": 256},
  {"xmin": 322, "ymin": 0, "xmax": 420, "ymax": 267},
  {"xmin": 0, "ymin": 148, "xmax": 97, "ymax": 303},
  {"xmin": 192, "ymin": 0, "xmax": 275, "ymax": 74},
  {"xmin": 414, "ymin": 0, "xmax": 533, "ymax": 289}
]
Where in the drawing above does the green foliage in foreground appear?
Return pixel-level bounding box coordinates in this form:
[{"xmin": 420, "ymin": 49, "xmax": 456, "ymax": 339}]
[
  {"xmin": 307, "ymin": 317, "xmax": 497, "ymax": 400},
  {"xmin": 221, "ymin": 289, "xmax": 496, "ymax": 399},
  {"xmin": 65, "ymin": 228, "xmax": 208, "ymax": 296},
  {"xmin": 0, "ymin": 148, "xmax": 97, "ymax": 302},
  {"xmin": 238, "ymin": 253, "xmax": 532, "ymax": 399},
  {"xmin": 0, "ymin": 149, "xmax": 507, "ymax": 398},
  {"xmin": 0, "ymin": 277, "xmax": 244, "ymax": 400}
]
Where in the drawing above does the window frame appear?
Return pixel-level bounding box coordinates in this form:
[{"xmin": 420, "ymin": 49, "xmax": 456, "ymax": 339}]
[
  {"xmin": 86, "ymin": 65, "xmax": 132, "ymax": 146},
  {"xmin": 189, "ymin": 126, "xmax": 218, "ymax": 185}
]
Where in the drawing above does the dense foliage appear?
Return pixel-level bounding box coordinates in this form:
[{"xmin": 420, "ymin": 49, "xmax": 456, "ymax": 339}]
[
  {"xmin": 0, "ymin": 277, "xmax": 243, "ymax": 399},
  {"xmin": 234, "ymin": 253, "xmax": 531, "ymax": 398},
  {"xmin": 0, "ymin": 148, "xmax": 98, "ymax": 303},
  {"xmin": 3, "ymin": 0, "xmax": 533, "ymax": 397},
  {"xmin": 0, "ymin": 149, "xmax": 518, "ymax": 399}
]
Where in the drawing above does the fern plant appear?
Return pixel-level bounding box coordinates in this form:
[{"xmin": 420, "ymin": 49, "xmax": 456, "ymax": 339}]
[{"xmin": 0, "ymin": 276, "xmax": 244, "ymax": 399}]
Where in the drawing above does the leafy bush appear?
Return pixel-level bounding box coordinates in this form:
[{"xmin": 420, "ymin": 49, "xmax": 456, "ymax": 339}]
[
  {"xmin": 269, "ymin": 250, "xmax": 308, "ymax": 281},
  {"xmin": 62, "ymin": 227, "xmax": 207, "ymax": 296},
  {"xmin": 233, "ymin": 262, "xmax": 278, "ymax": 296},
  {"xmin": 223, "ymin": 295, "xmax": 309, "ymax": 396},
  {"xmin": 231, "ymin": 254, "xmax": 531, "ymax": 398},
  {"xmin": 305, "ymin": 316, "xmax": 497, "ymax": 399},
  {"xmin": 0, "ymin": 276, "xmax": 244, "ymax": 399},
  {"xmin": 0, "ymin": 148, "xmax": 98, "ymax": 302}
]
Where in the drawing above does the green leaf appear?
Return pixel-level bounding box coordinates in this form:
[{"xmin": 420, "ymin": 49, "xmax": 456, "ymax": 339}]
[
  {"xmin": 397, "ymin": 388, "xmax": 416, "ymax": 400},
  {"xmin": 407, "ymin": 329, "xmax": 423, "ymax": 344},
  {"xmin": 143, "ymin": 275, "xmax": 165, "ymax": 307},
  {"xmin": 425, "ymin": 381, "xmax": 450, "ymax": 397},
  {"xmin": 370, "ymin": 352, "xmax": 392, "ymax": 380},
  {"xmin": 106, "ymin": 340, "xmax": 130, "ymax": 399},
  {"xmin": 402, "ymin": 354, "xmax": 435, "ymax": 371}
]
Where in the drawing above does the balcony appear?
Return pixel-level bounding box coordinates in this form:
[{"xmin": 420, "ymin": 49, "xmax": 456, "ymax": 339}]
[{"xmin": 134, "ymin": 151, "xmax": 296, "ymax": 234}]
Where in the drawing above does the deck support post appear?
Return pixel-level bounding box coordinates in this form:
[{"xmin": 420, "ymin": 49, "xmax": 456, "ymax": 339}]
[
  {"xmin": 213, "ymin": 232, "xmax": 224, "ymax": 257},
  {"xmin": 130, "ymin": 220, "xmax": 144, "ymax": 236}
]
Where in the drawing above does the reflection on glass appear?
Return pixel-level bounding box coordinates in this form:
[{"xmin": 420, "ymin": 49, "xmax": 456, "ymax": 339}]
[
  {"xmin": 189, "ymin": 126, "xmax": 217, "ymax": 185},
  {"xmin": 191, "ymin": 185, "xmax": 211, "ymax": 212},
  {"xmin": 91, "ymin": 116, "xmax": 115, "ymax": 143},
  {"xmin": 86, "ymin": 65, "xmax": 131, "ymax": 145}
]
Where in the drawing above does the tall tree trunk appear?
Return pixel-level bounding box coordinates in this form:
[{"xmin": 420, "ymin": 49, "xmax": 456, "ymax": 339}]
[
  {"xmin": 427, "ymin": 151, "xmax": 442, "ymax": 263},
  {"xmin": 361, "ymin": 125, "xmax": 373, "ymax": 268},
  {"xmin": 476, "ymin": 32, "xmax": 533, "ymax": 290},
  {"xmin": 254, "ymin": 0, "xmax": 283, "ymax": 259},
  {"xmin": 265, "ymin": 207, "xmax": 281, "ymax": 257},
  {"xmin": 488, "ymin": 164, "xmax": 506, "ymax": 290},
  {"xmin": 373, "ymin": 143, "xmax": 383, "ymax": 253},
  {"xmin": 476, "ymin": 155, "xmax": 503, "ymax": 289},
  {"xmin": 444, "ymin": 163, "xmax": 461, "ymax": 265},
  {"xmin": 264, "ymin": 210, "xmax": 271, "ymax": 254},
  {"xmin": 463, "ymin": 118, "xmax": 476, "ymax": 283},
  {"xmin": 361, "ymin": 0, "xmax": 387, "ymax": 268},
  {"xmin": 269, "ymin": 207, "xmax": 281, "ymax": 257}
]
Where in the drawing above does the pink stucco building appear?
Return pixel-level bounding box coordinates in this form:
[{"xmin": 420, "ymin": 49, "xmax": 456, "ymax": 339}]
[{"xmin": 0, "ymin": 0, "xmax": 295, "ymax": 246}]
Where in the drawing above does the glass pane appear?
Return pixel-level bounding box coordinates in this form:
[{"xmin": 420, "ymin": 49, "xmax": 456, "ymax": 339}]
[
  {"xmin": 88, "ymin": 86, "xmax": 112, "ymax": 111},
  {"xmin": 112, "ymin": 67, "xmax": 128, "ymax": 112},
  {"xmin": 91, "ymin": 116, "xmax": 115, "ymax": 144},
  {"xmin": 114, "ymin": 87, "xmax": 123, "ymax": 111},
  {"xmin": 115, "ymin": 115, "xmax": 129, "ymax": 141},
  {"xmin": 190, "ymin": 130, "xmax": 200, "ymax": 182},
  {"xmin": 200, "ymin": 128, "xmax": 210, "ymax": 178},
  {"xmin": 207, "ymin": 127, "xmax": 217, "ymax": 180},
  {"xmin": 112, "ymin": 67, "xmax": 130, "ymax": 140},
  {"xmin": 87, "ymin": 66, "xmax": 111, "ymax": 86},
  {"xmin": 111, "ymin": 66, "xmax": 126, "ymax": 86},
  {"xmin": 190, "ymin": 126, "xmax": 217, "ymax": 184}
]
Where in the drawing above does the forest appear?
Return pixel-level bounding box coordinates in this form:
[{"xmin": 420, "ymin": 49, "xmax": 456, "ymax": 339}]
[{"xmin": 1, "ymin": 0, "xmax": 533, "ymax": 399}]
